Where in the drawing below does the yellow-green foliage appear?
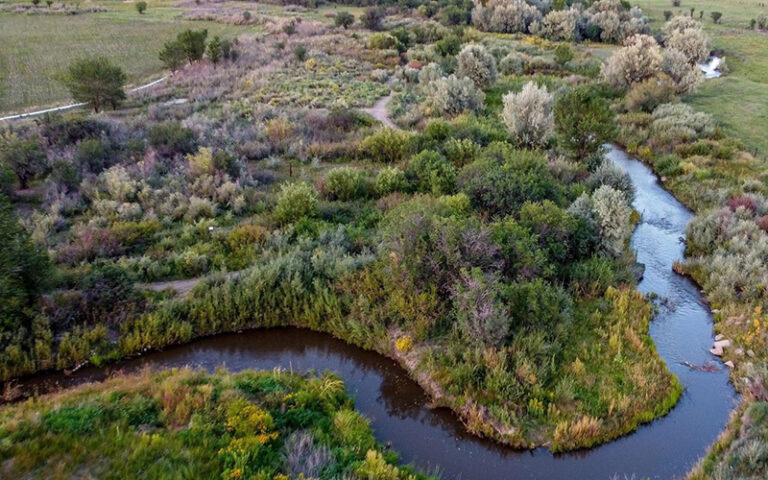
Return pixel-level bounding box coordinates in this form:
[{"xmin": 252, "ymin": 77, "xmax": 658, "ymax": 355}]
[{"xmin": 0, "ymin": 368, "xmax": 434, "ymax": 480}]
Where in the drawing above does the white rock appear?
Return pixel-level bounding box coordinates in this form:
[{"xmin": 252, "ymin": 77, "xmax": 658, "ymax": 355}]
[
  {"xmin": 724, "ymin": 361, "xmax": 735, "ymax": 369},
  {"xmin": 715, "ymin": 334, "xmax": 724, "ymax": 341}
]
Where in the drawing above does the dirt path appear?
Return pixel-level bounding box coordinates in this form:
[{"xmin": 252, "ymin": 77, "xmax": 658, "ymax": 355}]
[
  {"xmin": 362, "ymin": 93, "xmax": 400, "ymax": 130},
  {"xmin": 0, "ymin": 76, "xmax": 168, "ymax": 122},
  {"xmin": 139, "ymin": 269, "xmax": 244, "ymax": 297}
]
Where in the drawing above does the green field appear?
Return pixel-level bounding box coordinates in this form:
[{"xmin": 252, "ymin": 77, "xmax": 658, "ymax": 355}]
[
  {"xmin": 0, "ymin": 0, "xmax": 252, "ymax": 114},
  {"xmin": 636, "ymin": 0, "xmax": 768, "ymax": 157}
]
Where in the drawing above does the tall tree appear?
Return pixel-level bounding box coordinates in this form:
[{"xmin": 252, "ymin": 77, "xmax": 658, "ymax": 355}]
[
  {"xmin": 59, "ymin": 57, "xmax": 126, "ymax": 113},
  {"xmin": 177, "ymin": 29, "xmax": 208, "ymax": 63}
]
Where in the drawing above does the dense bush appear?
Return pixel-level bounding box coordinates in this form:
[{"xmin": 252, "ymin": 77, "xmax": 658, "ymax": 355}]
[
  {"xmin": 374, "ymin": 166, "xmax": 407, "ymax": 195},
  {"xmin": 405, "ymin": 150, "xmax": 456, "ymax": 195},
  {"xmin": 472, "ymin": 0, "xmax": 542, "ymax": 34},
  {"xmin": 660, "ymin": 47, "xmax": 703, "ymax": 94},
  {"xmin": 625, "ymin": 75, "xmax": 678, "ymax": 112},
  {"xmin": 0, "ymin": 133, "xmax": 47, "ymax": 189},
  {"xmin": 554, "ymin": 84, "xmax": 618, "ymax": 160},
  {"xmin": 360, "ymin": 129, "xmax": 411, "ymax": 163},
  {"xmin": 459, "ymin": 146, "xmax": 562, "ymax": 217},
  {"xmin": 148, "ymin": 122, "xmax": 197, "ymax": 157},
  {"xmin": 592, "ymin": 185, "xmax": 632, "ymax": 256},
  {"xmin": 323, "ymin": 166, "xmax": 365, "ymax": 201},
  {"xmin": 274, "ymin": 182, "xmax": 318, "ymax": 224}
]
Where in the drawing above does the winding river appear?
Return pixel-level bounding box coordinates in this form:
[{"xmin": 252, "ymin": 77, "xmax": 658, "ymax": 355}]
[{"xmin": 8, "ymin": 147, "xmax": 737, "ymax": 479}]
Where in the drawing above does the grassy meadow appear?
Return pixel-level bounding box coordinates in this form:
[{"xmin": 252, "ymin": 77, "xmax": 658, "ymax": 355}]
[
  {"xmin": 0, "ymin": 0, "xmax": 253, "ymax": 114},
  {"xmin": 637, "ymin": 0, "xmax": 768, "ymax": 157}
]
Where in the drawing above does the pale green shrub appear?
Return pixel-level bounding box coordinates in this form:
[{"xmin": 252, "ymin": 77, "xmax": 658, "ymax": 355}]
[
  {"xmin": 501, "ymin": 81, "xmax": 553, "ymax": 147},
  {"xmin": 651, "ymin": 103, "xmax": 715, "ymax": 140},
  {"xmin": 533, "ymin": 7, "xmax": 579, "ymax": 41},
  {"xmin": 587, "ymin": 160, "xmax": 635, "ymax": 201},
  {"xmin": 661, "ymin": 48, "xmax": 703, "ymax": 94},
  {"xmin": 499, "ymin": 52, "xmax": 529, "ymax": 75},
  {"xmin": 593, "ymin": 185, "xmax": 632, "ymax": 256},
  {"xmin": 662, "ymin": 17, "xmax": 710, "ymax": 65},
  {"xmin": 418, "ymin": 62, "xmax": 444, "ymax": 87},
  {"xmin": 456, "ymin": 44, "xmax": 498, "ymax": 89},
  {"xmin": 472, "ymin": 0, "xmax": 542, "ymax": 34},
  {"xmin": 186, "ymin": 196, "xmax": 216, "ymax": 220},
  {"xmin": 602, "ymin": 34, "xmax": 662, "ymax": 88},
  {"xmin": 426, "ymin": 75, "xmax": 485, "ymax": 116}
]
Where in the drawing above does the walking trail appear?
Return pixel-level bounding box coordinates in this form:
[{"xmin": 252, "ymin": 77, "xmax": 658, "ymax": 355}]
[{"xmin": 0, "ymin": 76, "xmax": 168, "ymax": 122}]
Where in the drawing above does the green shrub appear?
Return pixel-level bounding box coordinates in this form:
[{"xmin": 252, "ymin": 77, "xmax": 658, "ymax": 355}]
[
  {"xmin": 43, "ymin": 406, "xmax": 107, "ymax": 435},
  {"xmin": 335, "ymin": 11, "xmax": 355, "ymax": 29},
  {"xmin": 135, "ymin": 1, "xmax": 147, "ymax": 14},
  {"xmin": 274, "ymin": 182, "xmax": 318, "ymax": 224},
  {"xmin": 360, "ymin": 129, "xmax": 411, "ymax": 163},
  {"xmin": 554, "ymin": 44, "xmax": 574, "ymax": 65},
  {"xmin": 148, "ymin": 122, "xmax": 196, "ymax": 157},
  {"xmin": 554, "ymin": 84, "xmax": 617, "ymax": 159},
  {"xmin": 625, "ymin": 75, "xmax": 677, "ymax": 112},
  {"xmin": 323, "ymin": 167, "xmax": 364, "ymax": 201},
  {"xmin": 0, "ymin": 135, "xmax": 47, "ymax": 189},
  {"xmin": 76, "ymin": 138, "xmax": 112, "ymax": 174},
  {"xmin": 368, "ymin": 32, "xmax": 400, "ymax": 51},
  {"xmin": 405, "ymin": 150, "xmax": 456, "ymax": 195},
  {"xmin": 374, "ymin": 166, "xmax": 407, "ymax": 196}
]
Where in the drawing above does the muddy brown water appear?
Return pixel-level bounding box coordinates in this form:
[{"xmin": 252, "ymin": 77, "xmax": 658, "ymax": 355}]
[{"xmin": 5, "ymin": 147, "xmax": 738, "ymax": 479}]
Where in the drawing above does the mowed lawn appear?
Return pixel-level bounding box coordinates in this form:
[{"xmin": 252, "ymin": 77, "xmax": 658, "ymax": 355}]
[
  {"xmin": 636, "ymin": 0, "xmax": 768, "ymax": 157},
  {"xmin": 0, "ymin": 1, "xmax": 249, "ymax": 114}
]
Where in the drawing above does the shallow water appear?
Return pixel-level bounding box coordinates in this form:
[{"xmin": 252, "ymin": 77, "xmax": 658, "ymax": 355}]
[
  {"xmin": 7, "ymin": 147, "xmax": 738, "ymax": 479},
  {"xmin": 700, "ymin": 56, "xmax": 723, "ymax": 79}
]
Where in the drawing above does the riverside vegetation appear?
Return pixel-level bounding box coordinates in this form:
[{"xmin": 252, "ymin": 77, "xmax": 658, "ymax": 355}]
[
  {"xmin": 0, "ymin": 367, "xmax": 435, "ymax": 480},
  {"xmin": 0, "ymin": 0, "xmax": 763, "ymax": 477}
]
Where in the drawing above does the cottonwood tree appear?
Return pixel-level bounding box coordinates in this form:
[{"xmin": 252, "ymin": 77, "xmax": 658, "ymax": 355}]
[
  {"xmin": 502, "ymin": 81, "xmax": 553, "ymax": 147},
  {"xmin": 59, "ymin": 57, "xmax": 126, "ymax": 112}
]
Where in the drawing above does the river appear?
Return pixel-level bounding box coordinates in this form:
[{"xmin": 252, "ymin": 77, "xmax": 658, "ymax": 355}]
[{"xmin": 7, "ymin": 147, "xmax": 737, "ymax": 480}]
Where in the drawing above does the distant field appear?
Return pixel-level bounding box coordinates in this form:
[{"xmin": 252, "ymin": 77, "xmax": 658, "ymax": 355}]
[
  {"xmin": 0, "ymin": 0, "xmax": 251, "ymax": 114},
  {"xmin": 636, "ymin": 0, "xmax": 768, "ymax": 157}
]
